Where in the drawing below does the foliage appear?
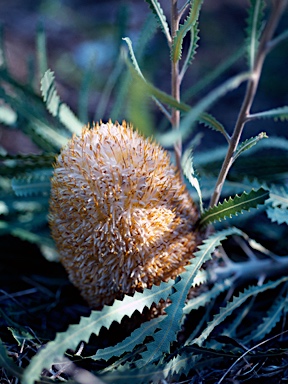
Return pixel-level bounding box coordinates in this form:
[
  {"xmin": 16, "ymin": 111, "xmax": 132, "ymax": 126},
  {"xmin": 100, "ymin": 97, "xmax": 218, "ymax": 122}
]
[{"xmin": 1, "ymin": 1, "xmax": 288, "ymax": 383}]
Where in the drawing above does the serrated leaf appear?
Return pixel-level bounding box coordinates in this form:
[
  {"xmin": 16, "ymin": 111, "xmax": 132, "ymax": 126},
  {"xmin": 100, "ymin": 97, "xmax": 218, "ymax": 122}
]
[
  {"xmin": 40, "ymin": 69, "xmax": 83, "ymax": 135},
  {"xmin": 183, "ymin": 278, "xmax": 233, "ymax": 314},
  {"xmin": 268, "ymin": 184, "xmax": 288, "ymax": 209},
  {"xmin": 246, "ymin": 0, "xmax": 266, "ymax": 69},
  {"xmin": 92, "ymin": 316, "xmax": 164, "ymax": 361},
  {"xmin": 0, "ymin": 153, "xmax": 55, "ymax": 176},
  {"xmin": 123, "ymin": 48, "xmax": 191, "ymax": 114},
  {"xmin": 243, "ymin": 293, "xmax": 287, "ymax": 343},
  {"xmin": 266, "ymin": 206, "xmax": 288, "ymax": 225},
  {"xmin": 249, "ymin": 106, "xmax": 288, "ymax": 121},
  {"xmin": 233, "ymin": 132, "xmax": 268, "ymax": 162},
  {"xmin": 11, "ymin": 169, "xmax": 53, "ymax": 197},
  {"xmin": 172, "ymin": 0, "xmax": 203, "ymax": 63},
  {"xmin": 198, "ymin": 112, "xmax": 229, "ymax": 142},
  {"xmin": 158, "ymin": 71, "xmax": 250, "ymax": 147},
  {"xmin": 22, "ymin": 280, "xmax": 174, "ymax": 384},
  {"xmin": 200, "ymin": 188, "xmax": 269, "ymax": 227},
  {"xmin": 181, "ymin": 146, "xmax": 203, "ymax": 213},
  {"xmin": 136, "ymin": 227, "xmax": 242, "ymax": 367},
  {"xmin": 144, "ymin": 0, "xmax": 171, "ymax": 43},
  {"xmin": 192, "ymin": 275, "xmax": 288, "ymax": 347}
]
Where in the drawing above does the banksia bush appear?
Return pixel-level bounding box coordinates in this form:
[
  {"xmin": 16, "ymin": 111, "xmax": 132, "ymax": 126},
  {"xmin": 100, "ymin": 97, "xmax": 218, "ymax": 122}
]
[{"xmin": 49, "ymin": 121, "xmax": 200, "ymax": 307}]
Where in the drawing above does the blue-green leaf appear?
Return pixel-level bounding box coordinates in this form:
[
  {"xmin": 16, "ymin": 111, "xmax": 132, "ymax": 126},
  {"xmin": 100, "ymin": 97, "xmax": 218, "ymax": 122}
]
[
  {"xmin": 136, "ymin": 227, "xmax": 242, "ymax": 367},
  {"xmin": 193, "ymin": 275, "xmax": 288, "ymax": 347},
  {"xmin": 40, "ymin": 69, "xmax": 83, "ymax": 135},
  {"xmin": 12, "ymin": 169, "xmax": 52, "ymax": 197},
  {"xmin": 22, "ymin": 280, "xmax": 174, "ymax": 384},
  {"xmin": 248, "ymin": 106, "xmax": 288, "ymax": 121},
  {"xmin": 266, "ymin": 206, "xmax": 288, "ymax": 225}
]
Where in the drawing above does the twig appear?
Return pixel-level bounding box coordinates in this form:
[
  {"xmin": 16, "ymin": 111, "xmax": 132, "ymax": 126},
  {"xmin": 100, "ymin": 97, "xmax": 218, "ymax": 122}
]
[
  {"xmin": 210, "ymin": 254, "xmax": 288, "ymax": 283},
  {"xmin": 209, "ymin": 1, "xmax": 287, "ymax": 208}
]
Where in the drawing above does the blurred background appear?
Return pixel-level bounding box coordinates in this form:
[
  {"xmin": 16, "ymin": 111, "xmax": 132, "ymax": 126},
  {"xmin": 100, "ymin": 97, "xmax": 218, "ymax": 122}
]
[{"xmin": 1, "ymin": 0, "xmax": 287, "ymax": 155}]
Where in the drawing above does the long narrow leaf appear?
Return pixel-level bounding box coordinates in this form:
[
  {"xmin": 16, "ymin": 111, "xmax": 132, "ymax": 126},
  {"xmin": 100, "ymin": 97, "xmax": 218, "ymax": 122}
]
[
  {"xmin": 200, "ymin": 188, "xmax": 269, "ymax": 227},
  {"xmin": 248, "ymin": 106, "xmax": 288, "ymax": 121},
  {"xmin": 144, "ymin": 0, "xmax": 171, "ymax": 43},
  {"xmin": 172, "ymin": 0, "xmax": 203, "ymax": 63},
  {"xmin": 12, "ymin": 169, "xmax": 52, "ymax": 197},
  {"xmin": 158, "ymin": 71, "xmax": 251, "ymax": 146},
  {"xmin": 136, "ymin": 227, "xmax": 242, "ymax": 367},
  {"xmin": 22, "ymin": 280, "xmax": 174, "ymax": 384},
  {"xmin": 193, "ymin": 276, "xmax": 288, "ymax": 347},
  {"xmin": 233, "ymin": 132, "xmax": 268, "ymax": 162},
  {"xmin": 246, "ymin": 0, "xmax": 265, "ymax": 68}
]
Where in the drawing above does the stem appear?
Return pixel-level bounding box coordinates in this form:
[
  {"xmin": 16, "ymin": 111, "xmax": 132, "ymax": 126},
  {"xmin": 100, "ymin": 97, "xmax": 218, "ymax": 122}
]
[
  {"xmin": 171, "ymin": 0, "xmax": 182, "ymax": 173},
  {"xmin": 209, "ymin": 0, "xmax": 287, "ymax": 208}
]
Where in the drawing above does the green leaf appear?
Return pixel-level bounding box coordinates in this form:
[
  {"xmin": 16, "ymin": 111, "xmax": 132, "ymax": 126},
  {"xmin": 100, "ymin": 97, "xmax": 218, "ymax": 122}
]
[
  {"xmin": 144, "ymin": 0, "xmax": 171, "ymax": 43},
  {"xmin": 158, "ymin": 71, "xmax": 251, "ymax": 146},
  {"xmin": 198, "ymin": 112, "xmax": 230, "ymax": 143},
  {"xmin": 200, "ymin": 188, "xmax": 269, "ymax": 227},
  {"xmin": 123, "ymin": 38, "xmax": 189, "ymax": 112},
  {"xmin": 246, "ymin": 0, "xmax": 265, "ymax": 69},
  {"xmin": 172, "ymin": 0, "xmax": 203, "ymax": 63},
  {"xmin": 192, "ymin": 275, "xmax": 288, "ymax": 347},
  {"xmin": 0, "ymin": 153, "xmax": 55, "ymax": 176},
  {"xmin": 123, "ymin": 37, "xmax": 172, "ymax": 120},
  {"xmin": 11, "ymin": 169, "xmax": 52, "ymax": 197},
  {"xmin": 40, "ymin": 69, "xmax": 83, "ymax": 135},
  {"xmin": 248, "ymin": 106, "xmax": 288, "ymax": 121},
  {"xmin": 136, "ymin": 227, "xmax": 242, "ymax": 367},
  {"xmin": 92, "ymin": 317, "xmax": 164, "ymax": 361},
  {"xmin": 243, "ymin": 293, "xmax": 287, "ymax": 343},
  {"xmin": 22, "ymin": 280, "xmax": 174, "ymax": 384},
  {"xmin": 180, "ymin": 22, "xmax": 200, "ymax": 76},
  {"xmin": 233, "ymin": 132, "xmax": 268, "ymax": 162},
  {"xmin": 266, "ymin": 206, "xmax": 288, "ymax": 225},
  {"xmin": 183, "ymin": 278, "xmax": 233, "ymax": 315},
  {"xmin": 181, "ymin": 146, "xmax": 203, "ymax": 213}
]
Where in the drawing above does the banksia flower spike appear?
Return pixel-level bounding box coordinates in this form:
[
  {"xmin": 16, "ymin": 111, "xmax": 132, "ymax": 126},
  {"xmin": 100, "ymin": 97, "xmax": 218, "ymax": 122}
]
[{"xmin": 49, "ymin": 121, "xmax": 200, "ymax": 308}]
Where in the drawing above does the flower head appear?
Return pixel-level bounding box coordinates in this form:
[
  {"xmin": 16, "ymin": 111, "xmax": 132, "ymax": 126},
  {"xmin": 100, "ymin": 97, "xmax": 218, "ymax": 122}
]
[{"xmin": 49, "ymin": 121, "xmax": 199, "ymax": 307}]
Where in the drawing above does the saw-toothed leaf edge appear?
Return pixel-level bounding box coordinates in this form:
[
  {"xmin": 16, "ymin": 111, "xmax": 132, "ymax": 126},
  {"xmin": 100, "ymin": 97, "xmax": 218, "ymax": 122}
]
[
  {"xmin": 200, "ymin": 187, "xmax": 269, "ymax": 227},
  {"xmin": 40, "ymin": 69, "xmax": 83, "ymax": 136},
  {"xmin": 144, "ymin": 0, "xmax": 170, "ymax": 43},
  {"xmin": 172, "ymin": 0, "xmax": 203, "ymax": 63}
]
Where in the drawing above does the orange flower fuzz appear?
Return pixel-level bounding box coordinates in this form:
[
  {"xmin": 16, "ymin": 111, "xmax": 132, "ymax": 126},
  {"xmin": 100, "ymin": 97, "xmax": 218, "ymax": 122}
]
[{"xmin": 49, "ymin": 121, "xmax": 199, "ymax": 307}]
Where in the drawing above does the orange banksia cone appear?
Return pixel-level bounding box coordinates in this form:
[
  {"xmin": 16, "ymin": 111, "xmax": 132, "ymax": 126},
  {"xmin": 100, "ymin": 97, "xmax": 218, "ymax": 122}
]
[{"xmin": 49, "ymin": 121, "xmax": 199, "ymax": 308}]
